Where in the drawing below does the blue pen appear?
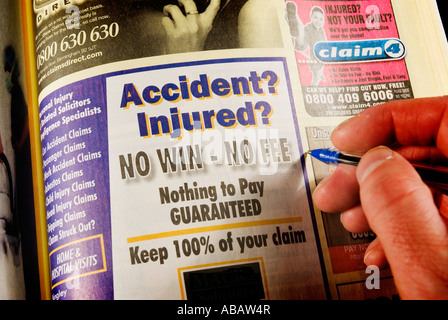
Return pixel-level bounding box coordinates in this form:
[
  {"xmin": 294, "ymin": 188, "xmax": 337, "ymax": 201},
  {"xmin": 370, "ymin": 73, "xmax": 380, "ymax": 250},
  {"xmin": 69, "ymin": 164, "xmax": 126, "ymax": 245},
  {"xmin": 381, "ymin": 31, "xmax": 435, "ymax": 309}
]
[{"xmin": 307, "ymin": 148, "xmax": 448, "ymax": 192}]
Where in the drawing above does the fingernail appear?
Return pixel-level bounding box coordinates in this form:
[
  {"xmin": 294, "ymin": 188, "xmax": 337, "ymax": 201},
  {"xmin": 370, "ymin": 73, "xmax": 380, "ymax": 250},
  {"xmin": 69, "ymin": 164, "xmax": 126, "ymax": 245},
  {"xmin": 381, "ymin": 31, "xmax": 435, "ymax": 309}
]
[
  {"xmin": 357, "ymin": 146, "xmax": 395, "ymax": 184},
  {"xmin": 313, "ymin": 173, "xmax": 332, "ymax": 192},
  {"xmin": 363, "ymin": 249, "xmax": 372, "ymax": 265},
  {"xmin": 363, "ymin": 238, "xmax": 379, "ymax": 265},
  {"xmin": 332, "ymin": 117, "xmax": 352, "ymax": 133}
]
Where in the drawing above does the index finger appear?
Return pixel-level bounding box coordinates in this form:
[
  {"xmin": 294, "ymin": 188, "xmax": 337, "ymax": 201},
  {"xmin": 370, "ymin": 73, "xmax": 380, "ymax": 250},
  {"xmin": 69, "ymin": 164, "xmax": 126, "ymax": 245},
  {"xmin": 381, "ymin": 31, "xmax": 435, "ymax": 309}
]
[
  {"xmin": 163, "ymin": 4, "xmax": 187, "ymax": 26},
  {"xmin": 202, "ymin": 0, "xmax": 221, "ymax": 20},
  {"xmin": 331, "ymin": 96, "xmax": 448, "ymax": 158}
]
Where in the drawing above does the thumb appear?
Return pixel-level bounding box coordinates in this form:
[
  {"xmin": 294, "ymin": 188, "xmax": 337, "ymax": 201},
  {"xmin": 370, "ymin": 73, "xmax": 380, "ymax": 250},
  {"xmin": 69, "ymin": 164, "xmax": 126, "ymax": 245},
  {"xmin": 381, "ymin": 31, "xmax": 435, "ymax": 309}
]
[{"xmin": 357, "ymin": 146, "xmax": 448, "ymax": 299}]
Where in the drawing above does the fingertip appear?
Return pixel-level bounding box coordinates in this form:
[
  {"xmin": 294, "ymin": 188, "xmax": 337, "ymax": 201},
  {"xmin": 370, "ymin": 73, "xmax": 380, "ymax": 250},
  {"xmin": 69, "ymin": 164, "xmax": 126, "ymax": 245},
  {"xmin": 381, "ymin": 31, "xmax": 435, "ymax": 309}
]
[
  {"xmin": 312, "ymin": 165, "xmax": 359, "ymax": 213},
  {"xmin": 311, "ymin": 174, "xmax": 334, "ymax": 211},
  {"xmin": 204, "ymin": 0, "xmax": 221, "ymax": 17},
  {"xmin": 340, "ymin": 205, "xmax": 370, "ymax": 233},
  {"xmin": 364, "ymin": 238, "xmax": 388, "ymax": 269},
  {"xmin": 331, "ymin": 104, "xmax": 395, "ymax": 153},
  {"xmin": 330, "ymin": 116, "xmax": 361, "ymax": 151}
]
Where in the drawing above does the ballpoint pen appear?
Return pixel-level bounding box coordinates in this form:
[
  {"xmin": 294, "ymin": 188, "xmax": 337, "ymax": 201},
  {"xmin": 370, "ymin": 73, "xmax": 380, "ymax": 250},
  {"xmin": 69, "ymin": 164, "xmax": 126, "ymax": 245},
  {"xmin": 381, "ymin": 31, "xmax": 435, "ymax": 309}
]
[{"xmin": 307, "ymin": 148, "xmax": 448, "ymax": 192}]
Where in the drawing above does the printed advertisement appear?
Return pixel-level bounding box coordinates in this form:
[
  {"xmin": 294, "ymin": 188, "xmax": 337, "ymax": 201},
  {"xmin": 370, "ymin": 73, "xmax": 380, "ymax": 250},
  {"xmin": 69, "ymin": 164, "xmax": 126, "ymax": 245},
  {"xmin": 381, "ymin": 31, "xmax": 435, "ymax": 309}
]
[
  {"xmin": 39, "ymin": 56, "xmax": 329, "ymax": 299},
  {"xmin": 33, "ymin": 0, "xmax": 284, "ymax": 91},
  {"xmin": 29, "ymin": 0, "xmax": 446, "ymax": 300},
  {"xmin": 40, "ymin": 76, "xmax": 112, "ymax": 299},
  {"xmin": 285, "ymin": 0, "xmax": 413, "ymax": 116},
  {"xmin": 107, "ymin": 58, "xmax": 326, "ymax": 299},
  {"xmin": 33, "ymin": 0, "xmax": 333, "ymax": 300}
]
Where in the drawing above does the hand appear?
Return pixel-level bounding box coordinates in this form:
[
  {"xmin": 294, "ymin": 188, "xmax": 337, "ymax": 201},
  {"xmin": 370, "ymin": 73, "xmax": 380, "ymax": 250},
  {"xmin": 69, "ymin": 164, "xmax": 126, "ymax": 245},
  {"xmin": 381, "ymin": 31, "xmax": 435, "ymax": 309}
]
[
  {"xmin": 312, "ymin": 96, "xmax": 448, "ymax": 299},
  {"xmin": 284, "ymin": 1, "xmax": 305, "ymax": 48},
  {"xmin": 285, "ymin": 1, "xmax": 300, "ymax": 37},
  {"xmin": 162, "ymin": 0, "xmax": 221, "ymax": 54}
]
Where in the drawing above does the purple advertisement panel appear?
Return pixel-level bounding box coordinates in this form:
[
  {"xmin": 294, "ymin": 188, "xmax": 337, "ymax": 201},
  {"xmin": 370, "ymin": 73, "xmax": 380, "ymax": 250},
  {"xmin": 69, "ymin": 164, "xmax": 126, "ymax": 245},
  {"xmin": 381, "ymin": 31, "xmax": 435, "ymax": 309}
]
[{"xmin": 39, "ymin": 76, "xmax": 113, "ymax": 299}]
